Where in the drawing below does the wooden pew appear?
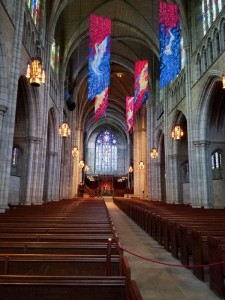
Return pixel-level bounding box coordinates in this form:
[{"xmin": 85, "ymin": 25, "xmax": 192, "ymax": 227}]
[
  {"xmin": 208, "ymin": 236, "xmax": 225, "ymax": 298},
  {"xmin": 0, "ymin": 275, "xmax": 128, "ymax": 300},
  {"xmin": 0, "ymin": 241, "xmax": 120, "ymax": 255},
  {"xmin": 0, "ymin": 254, "xmax": 121, "ymax": 276}
]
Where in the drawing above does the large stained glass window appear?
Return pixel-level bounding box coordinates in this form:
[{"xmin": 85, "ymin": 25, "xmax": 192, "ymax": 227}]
[
  {"xmin": 95, "ymin": 131, "xmax": 117, "ymax": 172},
  {"xmin": 202, "ymin": 0, "xmax": 224, "ymax": 35}
]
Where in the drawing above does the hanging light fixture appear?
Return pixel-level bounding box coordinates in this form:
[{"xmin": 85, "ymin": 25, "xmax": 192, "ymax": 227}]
[
  {"xmin": 79, "ymin": 160, "xmax": 85, "ymax": 168},
  {"xmin": 26, "ymin": 42, "xmax": 45, "ymax": 86},
  {"xmin": 72, "ymin": 146, "xmax": 79, "ymax": 157},
  {"xmin": 171, "ymin": 125, "xmax": 184, "ymax": 140},
  {"xmin": 222, "ymin": 74, "xmax": 225, "ymax": 89},
  {"xmin": 59, "ymin": 122, "xmax": 71, "ymax": 138},
  {"xmin": 150, "ymin": 147, "xmax": 158, "ymax": 159},
  {"xmin": 26, "ymin": 57, "xmax": 45, "ymax": 86},
  {"xmin": 129, "ymin": 166, "xmax": 133, "ymax": 173},
  {"xmin": 84, "ymin": 165, "xmax": 89, "ymax": 172}
]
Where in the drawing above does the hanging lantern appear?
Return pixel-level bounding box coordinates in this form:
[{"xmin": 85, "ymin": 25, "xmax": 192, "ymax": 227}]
[
  {"xmin": 84, "ymin": 165, "xmax": 90, "ymax": 172},
  {"xmin": 59, "ymin": 122, "xmax": 71, "ymax": 138},
  {"xmin": 171, "ymin": 125, "xmax": 184, "ymax": 140},
  {"xmin": 222, "ymin": 74, "xmax": 225, "ymax": 89},
  {"xmin": 150, "ymin": 147, "xmax": 158, "ymax": 159},
  {"xmin": 26, "ymin": 57, "xmax": 45, "ymax": 87},
  {"xmin": 139, "ymin": 160, "xmax": 144, "ymax": 170},
  {"xmin": 129, "ymin": 166, "xmax": 133, "ymax": 173},
  {"xmin": 72, "ymin": 146, "xmax": 79, "ymax": 157},
  {"xmin": 79, "ymin": 160, "xmax": 85, "ymax": 168}
]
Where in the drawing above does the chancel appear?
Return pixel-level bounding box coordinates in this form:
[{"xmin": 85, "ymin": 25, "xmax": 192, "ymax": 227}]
[{"xmin": 0, "ymin": 1, "xmax": 225, "ymax": 299}]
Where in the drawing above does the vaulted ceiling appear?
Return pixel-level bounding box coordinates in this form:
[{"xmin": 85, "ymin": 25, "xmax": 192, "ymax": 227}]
[{"xmin": 46, "ymin": 0, "xmax": 187, "ymax": 136}]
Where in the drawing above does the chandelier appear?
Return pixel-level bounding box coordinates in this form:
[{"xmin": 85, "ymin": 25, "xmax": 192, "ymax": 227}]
[
  {"xmin": 26, "ymin": 57, "xmax": 45, "ymax": 87},
  {"xmin": 59, "ymin": 122, "xmax": 71, "ymax": 138},
  {"xmin": 150, "ymin": 147, "xmax": 158, "ymax": 159},
  {"xmin": 72, "ymin": 146, "xmax": 79, "ymax": 157},
  {"xmin": 171, "ymin": 125, "xmax": 184, "ymax": 140},
  {"xmin": 222, "ymin": 74, "xmax": 225, "ymax": 89}
]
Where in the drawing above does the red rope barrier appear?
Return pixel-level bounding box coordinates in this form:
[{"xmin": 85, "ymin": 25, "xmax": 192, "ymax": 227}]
[{"xmin": 115, "ymin": 243, "xmax": 225, "ymax": 269}]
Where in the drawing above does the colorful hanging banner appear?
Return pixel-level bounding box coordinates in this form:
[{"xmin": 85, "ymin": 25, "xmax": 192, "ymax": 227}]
[
  {"xmin": 126, "ymin": 96, "xmax": 134, "ymax": 132},
  {"xmin": 88, "ymin": 14, "xmax": 111, "ymax": 104},
  {"xmin": 159, "ymin": 1, "xmax": 181, "ymax": 89},
  {"xmin": 94, "ymin": 87, "xmax": 109, "ymax": 122},
  {"xmin": 134, "ymin": 60, "xmax": 148, "ymax": 113}
]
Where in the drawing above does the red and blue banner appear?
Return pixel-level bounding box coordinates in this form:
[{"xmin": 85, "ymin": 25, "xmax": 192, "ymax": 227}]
[
  {"xmin": 134, "ymin": 60, "xmax": 148, "ymax": 113},
  {"xmin": 88, "ymin": 14, "xmax": 111, "ymax": 121},
  {"xmin": 126, "ymin": 96, "xmax": 134, "ymax": 132},
  {"xmin": 159, "ymin": 2, "xmax": 181, "ymax": 89},
  {"xmin": 94, "ymin": 88, "xmax": 109, "ymax": 122}
]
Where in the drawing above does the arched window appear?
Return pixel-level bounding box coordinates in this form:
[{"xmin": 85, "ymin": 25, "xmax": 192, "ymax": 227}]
[
  {"xmin": 202, "ymin": 0, "xmax": 224, "ymax": 35},
  {"xmin": 211, "ymin": 150, "xmax": 222, "ymax": 169},
  {"xmin": 11, "ymin": 147, "xmax": 19, "ymax": 165},
  {"xmin": 180, "ymin": 36, "xmax": 185, "ymax": 69},
  {"xmin": 26, "ymin": 0, "xmax": 43, "ymax": 27},
  {"xmin": 51, "ymin": 40, "xmax": 60, "ymax": 74},
  {"xmin": 197, "ymin": 53, "xmax": 202, "ymax": 77},
  {"xmin": 95, "ymin": 131, "xmax": 117, "ymax": 173}
]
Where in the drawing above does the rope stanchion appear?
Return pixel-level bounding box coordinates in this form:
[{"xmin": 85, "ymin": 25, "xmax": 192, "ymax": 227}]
[{"xmin": 112, "ymin": 242, "xmax": 225, "ymax": 269}]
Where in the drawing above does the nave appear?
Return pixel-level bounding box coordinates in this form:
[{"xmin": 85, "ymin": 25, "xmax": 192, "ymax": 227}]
[{"xmin": 105, "ymin": 197, "xmax": 219, "ymax": 300}]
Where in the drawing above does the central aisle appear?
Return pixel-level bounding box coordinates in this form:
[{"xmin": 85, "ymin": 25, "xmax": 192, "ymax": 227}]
[{"xmin": 104, "ymin": 198, "xmax": 219, "ymax": 300}]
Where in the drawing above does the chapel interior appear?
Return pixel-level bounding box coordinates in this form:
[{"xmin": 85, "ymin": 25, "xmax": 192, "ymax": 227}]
[{"xmin": 0, "ymin": 0, "xmax": 225, "ymax": 299}]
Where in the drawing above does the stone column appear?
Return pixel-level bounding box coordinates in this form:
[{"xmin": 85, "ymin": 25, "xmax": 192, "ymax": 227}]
[
  {"xmin": 146, "ymin": 100, "xmax": 151, "ymax": 199},
  {"xmin": 24, "ymin": 137, "xmax": 36, "ymax": 205},
  {"xmin": 31, "ymin": 138, "xmax": 42, "ymax": 204},
  {"xmin": 193, "ymin": 140, "xmax": 212, "ymax": 207},
  {"xmin": 167, "ymin": 154, "xmax": 180, "ymax": 203},
  {"xmin": 184, "ymin": 44, "xmax": 196, "ymax": 206}
]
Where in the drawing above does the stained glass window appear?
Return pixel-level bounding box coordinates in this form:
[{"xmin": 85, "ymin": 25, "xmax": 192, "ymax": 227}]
[
  {"xmin": 180, "ymin": 36, "xmax": 185, "ymax": 69},
  {"xmin": 95, "ymin": 131, "xmax": 117, "ymax": 172},
  {"xmin": 26, "ymin": 0, "xmax": 40, "ymax": 26},
  {"xmin": 211, "ymin": 150, "xmax": 222, "ymax": 169},
  {"xmin": 202, "ymin": 0, "xmax": 224, "ymax": 35},
  {"xmin": 50, "ymin": 40, "xmax": 59, "ymax": 73},
  {"xmin": 11, "ymin": 147, "xmax": 18, "ymax": 165}
]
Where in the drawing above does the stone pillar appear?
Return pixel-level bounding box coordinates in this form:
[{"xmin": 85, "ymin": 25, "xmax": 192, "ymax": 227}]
[
  {"xmin": 31, "ymin": 138, "xmax": 43, "ymax": 204},
  {"xmin": 184, "ymin": 44, "xmax": 196, "ymax": 206},
  {"xmin": 146, "ymin": 100, "xmax": 151, "ymax": 199},
  {"xmin": 0, "ymin": 0, "xmax": 25, "ymax": 212},
  {"xmin": 167, "ymin": 154, "xmax": 180, "ymax": 203},
  {"xmin": 193, "ymin": 140, "xmax": 212, "ymax": 207},
  {"xmin": 24, "ymin": 137, "xmax": 36, "ymax": 205}
]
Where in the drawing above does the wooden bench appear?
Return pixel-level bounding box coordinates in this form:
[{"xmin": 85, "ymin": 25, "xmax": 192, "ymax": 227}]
[
  {"xmin": 208, "ymin": 236, "xmax": 225, "ymax": 298},
  {"xmin": 0, "ymin": 241, "xmax": 120, "ymax": 255},
  {"xmin": 0, "ymin": 254, "xmax": 122, "ymax": 276},
  {"xmin": 0, "ymin": 275, "xmax": 128, "ymax": 300}
]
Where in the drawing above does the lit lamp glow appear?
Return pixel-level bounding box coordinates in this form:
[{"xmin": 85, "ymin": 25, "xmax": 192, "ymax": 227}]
[
  {"xmin": 139, "ymin": 160, "xmax": 144, "ymax": 170},
  {"xmin": 72, "ymin": 146, "xmax": 79, "ymax": 157},
  {"xmin": 129, "ymin": 166, "xmax": 133, "ymax": 173},
  {"xmin": 26, "ymin": 57, "xmax": 45, "ymax": 87},
  {"xmin": 150, "ymin": 147, "xmax": 158, "ymax": 159},
  {"xmin": 222, "ymin": 74, "xmax": 225, "ymax": 89},
  {"xmin": 171, "ymin": 125, "xmax": 184, "ymax": 140},
  {"xmin": 84, "ymin": 165, "xmax": 90, "ymax": 172},
  {"xmin": 59, "ymin": 122, "xmax": 71, "ymax": 138},
  {"xmin": 79, "ymin": 160, "xmax": 85, "ymax": 168}
]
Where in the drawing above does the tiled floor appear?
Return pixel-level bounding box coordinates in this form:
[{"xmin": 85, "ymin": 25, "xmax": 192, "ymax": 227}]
[{"xmin": 104, "ymin": 198, "xmax": 219, "ymax": 300}]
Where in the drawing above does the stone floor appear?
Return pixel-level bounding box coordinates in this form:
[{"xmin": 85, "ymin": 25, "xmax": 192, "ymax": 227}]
[{"xmin": 104, "ymin": 197, "xmax": 220, "ymax": 300}]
